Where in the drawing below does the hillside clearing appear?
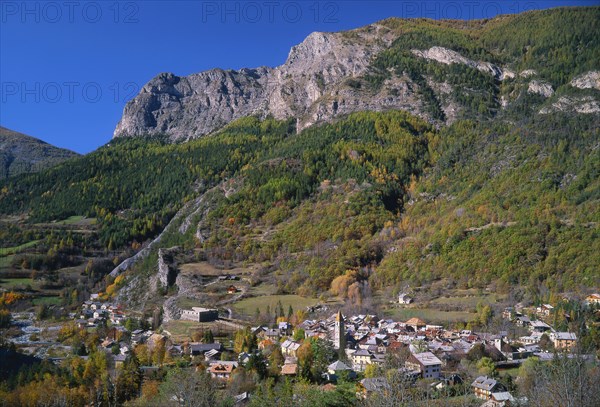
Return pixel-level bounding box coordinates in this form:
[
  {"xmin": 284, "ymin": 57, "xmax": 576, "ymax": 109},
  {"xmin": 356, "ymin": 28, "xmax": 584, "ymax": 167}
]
[
  {"xmin": 383, "ymin": 307, "xmax": 475, "ymax": 324},
  {"xmin": 232, "ymin": 294, "xmax": 319, "ymax": 316}
]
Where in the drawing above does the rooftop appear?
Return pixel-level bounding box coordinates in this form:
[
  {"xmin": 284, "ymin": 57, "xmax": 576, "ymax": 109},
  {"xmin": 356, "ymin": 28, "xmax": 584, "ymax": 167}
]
[
  {"xmin": 411, "ymin": 352, "xmax": 442, "ymax": 366},
  {"xmin": 406, "ymin": 317, "xmax": 426, "ymax": 326},
  {"xmin": 492, "ymin": 392, "xmax": 515, "ymax": 402},
  {"xmin": 472, "ymin": 376, "xmax": 499, "ymax": 391},
  {"xmin": 281, "ymin": 364, "xmax": 298, "ymax": 375},
  {"xmin": 361, "ymin": 377, "xmax": 390, "ymax": 392},
  {"xmin": 209, "ymin": 363, "xmax": 235, "ymax": 374},
  {"xmin": 328, "ymin": 360, "xmax": 351, "ymax": 371},
  {"xmin": 553, "ymin": 332, "xmax": 577, "ymax": 340},
  {"xmin": 189, "ymin": 342, "xmax": 223, "ymax": 352},
  {"xmin": 190, "ymin": 307, "xmax": 218, "ymax": 312}
]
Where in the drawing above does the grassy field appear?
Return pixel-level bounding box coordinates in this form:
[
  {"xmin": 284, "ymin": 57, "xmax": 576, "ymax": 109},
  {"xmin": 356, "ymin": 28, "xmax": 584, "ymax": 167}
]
[
  {"xmin": 32, "ymin": 296, "xmax": 61, "ymax": 306},
  {"xmin": 232, "ymin": 294, "xmax": 319, "ymax": 316},
  {"xmin": 55, "ymin": 216, "xmax": 96, "ymax": 226},
  {"xmin": 0, "ymin": 255, "xmax": 14, "ymax": 268},
  {"xmin": 0, "ymin": 240, "xmax": 40, "ymax": 257},
  {"xmin": 247, "ymin": 283, "xmax": 277, "ymax": 296},
  {"xmin": 429, "ymin": 293, "xmax": 505, "ymax": 309},
  {"xmin": 179, "ymin": 261, "xmax": 256, "ymax": 277},
  {"xmin": 498, "ymin": 366, "xmax": 521, "ymax": 377},
  {"xmin": 163, "ymin": 320, "xmax": 202, "ymax": 337},
  {"xmin": 31, "ymin": 215, "xmax": 94, "ymax": 226},
  {"xmin": 176, "ymin": 297, "xmax": 207, "ymax": 310},
  {"xmin": 53, "ymin": 264, "xmax": 86, "ymax": 278},
  {"xmin": 383, "ymin": 307, "xmax": 475, "ymax": 324},
  {"xmin": 46, "ymin": 346, "xmax": 71, "ymax": 358},
  {"xmin": 0, "ymin": 277, "xmax": 34, "ymax": 289},
  {"xmin": 163, "ymin": 320, "xmax": 238, "ymax": 342}
]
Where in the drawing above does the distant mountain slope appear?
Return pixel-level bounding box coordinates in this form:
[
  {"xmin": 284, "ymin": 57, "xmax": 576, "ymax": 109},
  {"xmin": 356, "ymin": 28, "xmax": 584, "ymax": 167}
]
[
  {"xmin": 2, "ymin": 110, "xmax": 598, "ymax": 305},
  {"xmin": 114, "ymin": 7, "xmax": 599, "ymax": 141},
  {"xmin": 0, "ymin": 7, "xmax": 598, "ymax": 310},
  {"xmin": 0, "ymin": 127, "xmax": 79, "ymax": 179}
]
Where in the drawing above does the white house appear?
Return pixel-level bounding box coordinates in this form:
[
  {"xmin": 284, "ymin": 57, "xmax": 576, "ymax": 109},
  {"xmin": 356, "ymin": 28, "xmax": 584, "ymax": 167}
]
[
  {"xmin": 405, "ymin": 352, "xmax": 442, "ymax": 379},
  {"xmin": 351, "ymin": 349, "xmax": 373, "ymax": 372},
  {"xmin": 550, "ymin": 332, "xmax": 577, "ymax": 349},
  {"xmin": 180, "ymin": 307, "xmax": 218, "ymax": 322}
]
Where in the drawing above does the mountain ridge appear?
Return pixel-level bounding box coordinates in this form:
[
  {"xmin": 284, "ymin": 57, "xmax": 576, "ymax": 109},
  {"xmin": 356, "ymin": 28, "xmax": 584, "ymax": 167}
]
[
  {"xmin": 0, "ymin": 7, "xmax": 598, "ymax": 313},
  {"xmin": 113, "ymin": 7, "xmax": 600, "ymax": 141},
  {"xmin": 0, "ymin": 126, "xmax": 80, "ymax": 179},
  {"xmin": 113, "ymin": 27, "xmax": 389, "ymax": 140}
]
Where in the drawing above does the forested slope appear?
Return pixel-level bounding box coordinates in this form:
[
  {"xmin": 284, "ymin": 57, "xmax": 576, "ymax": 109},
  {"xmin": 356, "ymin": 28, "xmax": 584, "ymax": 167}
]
[
  {"xmin": 2, "ymin": 109, "xmax": 597, "ymax": 302},
  {"xmin": 0, "ymin": 127, "xmax": 79, "ymax": 179},
  {"xmin": 1, "ymin": 7, "xmax": 599, "ymax": 303}
]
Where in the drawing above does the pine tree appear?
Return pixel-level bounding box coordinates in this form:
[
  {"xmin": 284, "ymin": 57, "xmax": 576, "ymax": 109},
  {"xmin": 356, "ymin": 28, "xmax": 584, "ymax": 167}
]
[
  {"xmin": 203, "ymin": 329, "xmax": 214, "ymax": 343},
  {"xmin": 116, "ymin": 353, "xmax": 142, "ymax": 403}
]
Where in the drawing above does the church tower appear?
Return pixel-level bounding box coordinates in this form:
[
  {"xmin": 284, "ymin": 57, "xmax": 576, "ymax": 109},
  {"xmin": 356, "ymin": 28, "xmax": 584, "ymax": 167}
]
[{"xmin": 334, "ymin": 310, "xmax": 345, "ymax": 350}]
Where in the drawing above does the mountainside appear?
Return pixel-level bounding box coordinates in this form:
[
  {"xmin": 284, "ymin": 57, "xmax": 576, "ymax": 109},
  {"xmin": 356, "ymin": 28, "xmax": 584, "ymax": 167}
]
[
  {"xmin": 114, "ymin": 7, "xmax": 600, "ymax": 141},
  {"xmin": 3, "ymin": 7, "xmax": 600, "ymax": 407},
  {"xmin": 0, "ymin": 7, "xmax": 598, "ymax": 315},
  {"xmin": 0, "ymin": 127, "xmax": 79, "ymax": 179},
  {"xmin": 2, "ymin": 110, "xmax": 598, "ymax": 308}
]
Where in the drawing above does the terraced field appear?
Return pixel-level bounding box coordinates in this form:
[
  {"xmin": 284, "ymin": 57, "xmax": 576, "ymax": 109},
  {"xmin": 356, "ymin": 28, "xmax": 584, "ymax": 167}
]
[
  {"xmin": 383, "ymin": 307, "xmax": 475, "ymax": 324},
  {"xmin": 179, "ymin": 261, "xmax": 257, "ymax": 277},
  {"xmin": 428, "ymin": 291, "xmax": 506, "ymax": 309},
  {"xmin": 0, "ymin": 277, "xmax": 36, "ymax": 289},
  {"xmin": 232, "ymin": 294, "xmax": 320, "ymax": 317},
  {"xmin": 0, "ymin": 240, "xmax": 40, "ymax": 257}
]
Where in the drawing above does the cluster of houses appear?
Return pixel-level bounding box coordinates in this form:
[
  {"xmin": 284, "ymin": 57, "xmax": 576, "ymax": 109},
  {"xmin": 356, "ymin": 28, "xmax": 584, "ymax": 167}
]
[
  {"xmin": 502, "ymin": 304, "xmax": 578, "ymax": 351},
  {"xmin": 66, "ymin": 292, "xmax": 599, "ymax": 406},
  {"xmin": 275, "ymin": 310, "xmax": 576, "ymax": 377},
  {"xmin": 76, "ymin": 297, "xmax": 126, "ymax": 327},
  {"xmin": 180, "ymin": 304, "xmax": 588, "ymax": 406}
]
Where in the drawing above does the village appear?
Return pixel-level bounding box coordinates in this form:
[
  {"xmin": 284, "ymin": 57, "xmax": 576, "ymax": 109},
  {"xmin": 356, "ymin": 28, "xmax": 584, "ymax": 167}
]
[{"xmin": 12, "ymin": 290, "xmax": 595, "ymax": 406}]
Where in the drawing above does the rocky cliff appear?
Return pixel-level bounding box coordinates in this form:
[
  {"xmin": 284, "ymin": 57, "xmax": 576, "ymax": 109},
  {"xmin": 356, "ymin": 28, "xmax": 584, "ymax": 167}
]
[
  {"xmin": 114, "ymin": 12, "xmax": 600, "ymax": 141},
  {"xmin": 113, "ymin": 27, "xmax": 402, "ymax": 140}
]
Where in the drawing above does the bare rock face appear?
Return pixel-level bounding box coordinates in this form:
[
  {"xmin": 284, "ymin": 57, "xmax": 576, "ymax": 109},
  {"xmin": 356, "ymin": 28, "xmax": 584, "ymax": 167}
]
[
  {"xmin": 520, "ymin": 69, "xmax": 537, "ymax": 78},
  {"xmin": 157, "ymin": 247, "xmax": 179, "ymax": 288},
  {"xmin": 528, "ymin": 80, "xmax": 554, "ymax": 97},
  {"xmin": 113, "ymin": 23, "xmax": 594, "ymax": 141},
  {"xmin": 113, "ymin": 25, "xmax": 428, "ymax": 141},
  {"xmin": 114, "ymin": 68, "xmax": 272, "ymax": 140},
  {"xmin": 499, "ymin": 69, "xmax": 516, "ymax": 81},
  {"xmin": 266, "ymin": 31, "xmax": 388, "ymax": 130},
  {"xmin": 570, "ymin": 71, "xmax": 600, "ymax": 90},
  {"xmin": 539, "ymin": 96, "xmax": 600, "ymax": 114},
  {"xmin": 411, "ymin": 46, "xmax": 505, "ymax": 79}
]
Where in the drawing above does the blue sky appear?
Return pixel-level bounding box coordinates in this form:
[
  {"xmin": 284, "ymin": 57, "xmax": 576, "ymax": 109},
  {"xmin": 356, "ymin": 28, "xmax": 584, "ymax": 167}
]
[{"xmin": 1, "ymin": 0, "xmax": 597, "ymax": 153}]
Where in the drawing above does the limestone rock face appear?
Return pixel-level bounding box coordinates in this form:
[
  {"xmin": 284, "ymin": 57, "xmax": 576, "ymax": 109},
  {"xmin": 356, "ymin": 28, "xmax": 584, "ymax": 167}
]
[
  {"xmin": 539, "ymin": 96, "xmax": 600, "ymax": 114},
  {"xmin": 113, "ymin": 25, "xmax": 427, "ymax": 141},
  {"xmin": 114, "ymin": 69, "xmax": 272, "ymax": 140},
  {"xmin": 113, "ymin": 21, "xmax": 597, "ymax": 141},
  {"xmin": 520, "ymin": 69, "xmax": 537, "ymax": 78},
  {"xmin": 157, "ymin": 248, "xmax": 179, "ymax": 288},
  {"xmin": 528, "ymin": 80, "xmax": 554, "ymax": 97},
  {"xmin": 570, "ymin": 71, "xmax": 600, "ymax": 90},
  {"xmin": 411, "ymin": 46, "xmax": 505, "ymax": 78}
]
